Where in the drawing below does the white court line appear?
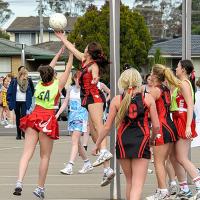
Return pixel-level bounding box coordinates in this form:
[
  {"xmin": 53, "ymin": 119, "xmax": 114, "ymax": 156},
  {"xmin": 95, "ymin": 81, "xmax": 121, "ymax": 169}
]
[{"xmin": 0, "ymin": 140, "xmax": 70, "ymax": 151}]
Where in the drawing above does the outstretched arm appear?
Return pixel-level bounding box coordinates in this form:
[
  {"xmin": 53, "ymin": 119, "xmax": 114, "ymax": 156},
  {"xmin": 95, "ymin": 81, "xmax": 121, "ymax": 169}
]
[
  {"xmin": 49, "ymin": 46, "xmax": 65, "ymax": 68},
  {"xmin": 55, "ymin": 88, "xmax": 70, "ymax": 119},
  {"xmin": 92, "ymin": 96, "xmax": 119, "ymax": 155},
  {"xmin": 54, "ymin": 31, "xmax": 84, "ymax": 61},
  {"xmin": 58, "ymin": 51, "xmax": 73, "ymax": 93},
  {"xmin": 101, "ymin": 82, "xmax": 111, "ymax": 102}
]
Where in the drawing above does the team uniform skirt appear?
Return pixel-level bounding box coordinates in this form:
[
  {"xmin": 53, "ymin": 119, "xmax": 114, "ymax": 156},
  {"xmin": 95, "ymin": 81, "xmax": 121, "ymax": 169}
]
[
  {"xmin": 172, "ymin": 111, "xmax": 197, "ymax": 139},
  {"xmin": 20, "ymin": 105, "xmax": 59, "ymax": 140},
  {"xmin": 116, "ymin": 122, "xmax": 151, "ymax": 159},
  {"xmin": 154, "ymin": 116, "xmax": 178, "ymax": 146},
  {"xmin": 80, "ymin": 90, "xmax": 106, "ymax": 111}
]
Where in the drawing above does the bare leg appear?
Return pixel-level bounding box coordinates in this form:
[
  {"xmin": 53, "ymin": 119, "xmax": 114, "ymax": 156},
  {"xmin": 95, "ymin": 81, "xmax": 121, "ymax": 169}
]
[
  {"xmin": 69, "ymin": 131, "xmax": 81, "ymax": 162},
  {"xmin": 153, "ymin": 143, "xmax": 172, "ymax": 189},
  {"xmin": 119, "ymin": 159, "xmax": 132, "ymax": 200},
  {"xmin": 38, "ymin": 132, "xmax": 53, "ymax": 188},
  {"xmin": 17, "ymin": 128, "xmax": 39, "ymax": 182}
]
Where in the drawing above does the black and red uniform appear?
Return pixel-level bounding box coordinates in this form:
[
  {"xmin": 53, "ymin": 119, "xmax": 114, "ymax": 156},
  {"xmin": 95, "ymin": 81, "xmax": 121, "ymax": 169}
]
[
  {"xmin": 155, "ymin": 85, "xmax": 178, "ymax": 146},
  {"xmin": 79, "ymin": 61, "xmax": 105, "ymax": 110},
  {"xmin": 116, "ymin": 93, "xmax": 151, "ymax": 159}
]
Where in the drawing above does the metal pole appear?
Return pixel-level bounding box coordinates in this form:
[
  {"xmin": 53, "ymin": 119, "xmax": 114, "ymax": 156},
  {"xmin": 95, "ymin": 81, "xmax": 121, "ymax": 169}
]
[
  {"xmin": 21, "ymin": 43, "xmax": 25, "ymax": 66},
  {"xmin": 109, "ymin": 0, "xmax": 121, "ymax": 199},
  {"xmin": 182, "ymin": 0, "xmax": 192, "ymax": 184},
  {"xmin": 39, "ymin": 0, "xmax": 43, "ymax": 43},
  {"xmin": 182, "ymin": 0, "xmax": 191, "ymax": 60}
]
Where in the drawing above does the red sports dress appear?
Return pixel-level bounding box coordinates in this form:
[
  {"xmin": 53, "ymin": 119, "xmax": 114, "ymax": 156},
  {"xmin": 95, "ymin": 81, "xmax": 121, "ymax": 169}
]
[
  {"xmin": 79, "ymin": 61, "xmax": 105, "ymax": 110},
  {"xmin": 116, "ymin": 93, "xmax": 151, "ymax": 159},
  {"xmin": 172, "ymin": 84, "xmax": 197, "ymax": 139},
  {"xmin": 154, "ymin": 85, "xmax": 178, "ymax": 146},
  {"xmin": 20, "ymin": 79, "xmax": 60, "ymax": 140}
]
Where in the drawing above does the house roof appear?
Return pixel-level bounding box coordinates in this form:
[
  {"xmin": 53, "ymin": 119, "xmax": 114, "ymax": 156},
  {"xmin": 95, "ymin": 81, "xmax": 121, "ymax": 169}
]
[
  {"xmin": 0, "ymin": 38, "xmax": 55, "ymax": 59},
  {"xmin": 34, "ymin": 41, "xmax": 66, "ymax": 54},
  {"xmin": 149, "ymin": 35, "xmax": 200, "ymax": 57},
  {"xmin": 6, "ymin": 16, "xmax": 77, "ymax": 32}
]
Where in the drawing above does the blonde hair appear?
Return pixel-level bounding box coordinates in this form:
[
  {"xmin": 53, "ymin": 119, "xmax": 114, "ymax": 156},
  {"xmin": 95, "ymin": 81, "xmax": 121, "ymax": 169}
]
[
  {"xmin": 116, "ymin": 68, "xmax": 142, "ymax": 128},
  {"xmin": 152, "ymin": 64, "xmax": 181, "ymax": 88}
]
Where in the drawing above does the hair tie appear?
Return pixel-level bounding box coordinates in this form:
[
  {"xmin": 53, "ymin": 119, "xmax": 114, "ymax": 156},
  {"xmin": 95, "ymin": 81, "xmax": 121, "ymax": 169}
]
[
  {"xmin": 191, "ymin": 70, "xmax": 195, "ymax": 80},
  {"xmin": 127, "ymin": 86, "xmax": 136, "ymax": 94}
]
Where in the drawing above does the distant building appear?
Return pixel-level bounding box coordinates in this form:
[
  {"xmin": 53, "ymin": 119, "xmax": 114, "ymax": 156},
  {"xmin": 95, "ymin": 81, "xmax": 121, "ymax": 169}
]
[
  {"xmin": 0, "ymin": 38, "xmax": 56, "ymax": 76},
  {"xmin": 149, "ymin": 35, "xmax": 200, "ymax": 77},
  {"xmin": 6, "ymin": 16, "xmax": 77, "ymax": 46}
]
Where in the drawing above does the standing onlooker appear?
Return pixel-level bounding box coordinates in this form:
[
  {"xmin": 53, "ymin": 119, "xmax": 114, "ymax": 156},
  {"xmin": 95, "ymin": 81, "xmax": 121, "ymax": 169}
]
[
  {"xmin": 7, "ymin": 68, "xmax": 33, "ymax": 139},
  {"xmin": 1, "ymin": 76, "xmax": 10, "ymax": 126},
  {"xmin": 0, "ymin": 76, "xmax": 4, "ymax": 124},
  {"xmin": 192, "ymin": 77, "xmax": 200, "ymax": 147}
]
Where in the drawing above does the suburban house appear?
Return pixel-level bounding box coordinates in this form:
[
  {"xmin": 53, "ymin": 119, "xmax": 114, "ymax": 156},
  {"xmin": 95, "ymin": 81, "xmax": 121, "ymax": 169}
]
[
  {"xmin": 149, "ymin": 35, "xmax": 200, "ymax": 77},
  {"xmin": 6, "ymin": 16, "xmax": 77, "ymax": 45},
  {"xmin": 0, "ymin": 38, "xmax": 56, "ymax": 77}
]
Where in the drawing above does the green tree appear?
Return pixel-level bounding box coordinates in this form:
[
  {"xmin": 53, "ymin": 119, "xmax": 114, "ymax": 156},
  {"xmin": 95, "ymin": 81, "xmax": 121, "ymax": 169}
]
[
  {"xmin": 149, "ymin": 48, "xmax": 166, "ymax": 70},
  {"xmin": 0, "ymin": 0, "xmax": 13, "ymax": 26},
  {"xmin": 67, "ymin": 2, "xmax": 152, "ymax": 82},
  {"xmin": 192, "ymin": 0, "xmax": 200, "ymax": 34},
  {"xmin": 42, "ymin": 0, "xmax": 94, "ymax": 16},
  {"xmin": 0, "ymin": 29, "xmax": 9, "ymax": 39}
]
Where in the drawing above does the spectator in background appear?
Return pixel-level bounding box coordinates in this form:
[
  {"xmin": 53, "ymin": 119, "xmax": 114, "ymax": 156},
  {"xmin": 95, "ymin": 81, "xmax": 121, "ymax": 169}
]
[
  {"xmin": 1, "ymin": 76, "xmax": 10, "ymax": 125},
  {"xmin": 192, "ymin": 78, "xmax": 200, "ymax": 148},
  {"xmin": 7, "ymin": 68, "xmax": 34, "ymax": 140},
  {"xmin": 0, "ymin": 76, "xmax": 4, "ymax": 124}
]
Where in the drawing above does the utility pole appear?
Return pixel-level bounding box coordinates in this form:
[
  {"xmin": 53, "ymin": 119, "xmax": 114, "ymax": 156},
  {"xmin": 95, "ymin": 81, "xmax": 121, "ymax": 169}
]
[
  {"xmin": 39, "ymin": 0, "xmax": 43, "ymax": 43},
  {"xmin": 110, "ymin": 0, "xmax": 121, "ymax": 199}
]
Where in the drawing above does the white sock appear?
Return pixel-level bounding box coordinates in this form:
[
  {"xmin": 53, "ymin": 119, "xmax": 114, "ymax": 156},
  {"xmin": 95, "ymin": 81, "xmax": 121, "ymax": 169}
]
[
  {"xmin": 170, "ymin": 180, "xmax": 177, "ymax": 186},
  {"xmin": 100, "ymin": 149, "xmax": 107, "ymax": 154}
]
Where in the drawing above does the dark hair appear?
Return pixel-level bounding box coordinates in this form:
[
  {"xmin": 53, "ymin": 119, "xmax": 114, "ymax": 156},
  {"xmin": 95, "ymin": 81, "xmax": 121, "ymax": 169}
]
[
  {"xmin": 145, "ymin": 73, "xmax": 151, "ymax": 81},
  {"xmin": 179, "ymin": 60, "xmax": 196, "ymax": 94},
  {"xmin": 38, "ymin": 65, "xmax": 54, "ymax": 83},
  {"xmin": 123, "ymin": 63, "xmax": 132, "ymax": 71},
  {"xmin": 196, "ymin": 78, "xmax": 200, "ymax": 88},
  {"xmin": 71, "ymin": 70, "xmax": 81, "ymax": 85},
  {"xmin": 87, "ymin": 42, "xmax": 109, "ymax": 69},
  {"xmin": 18, "ymin": 66, "xmax": 25, "ymax": 72}
]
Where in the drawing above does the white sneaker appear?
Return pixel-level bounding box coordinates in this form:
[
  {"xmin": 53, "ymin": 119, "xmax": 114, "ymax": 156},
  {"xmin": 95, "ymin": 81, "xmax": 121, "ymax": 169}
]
[
  {"xmin": 60, "ymin": 163, "xmax": 73, "ymax": 175},
  {"xmin": 146, "ymin": 190, "xmax": 170, "ymax": 200},
  {"xmin": 169, "ymin": 184, "xmax": 178, "ymax": 196},
  {"xmin": 0, "ymin": 120, "xmax": 8, "ymax": 126},
  {"xmin": 100, "ymin": 168, "xmax": 115, "ymax": 187},
  {"xmin": 5, "ymin": 124, "xmax": 16, "ymax": 128},
  {"xmin": 93, "ymin": 150, "xmax": 113, "ymax": 167},
  {"xmin": 78, "ymin": 163, "xmax": 93, "ymax": 174}
]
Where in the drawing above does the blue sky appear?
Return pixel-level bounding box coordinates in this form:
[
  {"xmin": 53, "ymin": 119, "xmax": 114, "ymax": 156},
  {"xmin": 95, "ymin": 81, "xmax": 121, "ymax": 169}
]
[{"xmin": 3, "ymin": 0, "xmax": 134, "ymax": 28}]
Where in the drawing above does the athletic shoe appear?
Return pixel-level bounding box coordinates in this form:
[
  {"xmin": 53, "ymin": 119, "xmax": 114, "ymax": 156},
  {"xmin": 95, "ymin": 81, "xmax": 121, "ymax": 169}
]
[
  {"xmin": 13, "ymin": 181, "xmax": 22, "ymax": 196},
  {"xmin": 100, "ymin": 168, "xmax": 115, "ymax": 187},
  {"xmin": 0, "ymin": 120, "xmax": 8, "ymax": 126},
  {"xmin": 175, "ymin": 189, "xmax": 193, "ymax": 199},
  {"xmin": 78, "ymin": 163, "xmax": 93, "ymax": 174},
  {"xmin": 5, "ymin": 124, "xmax": 16, "ymax": 128},
  {"xmin": 169, "ymin": 184, "xmax": 178, "ymax": 196},
  {"xmin": 194, "ymin": 192, "xmax": 200, "ymax": 200},
  {"xmin": 60, "ymin": 163, "xmax": 73, "ymax": 175},
  {"xmin": 33, "ymin": 187, "xmax": 45, "ymax": 199},
  {"xmin": 93, "ymin": 150, "xmax": 113, "ymax": 167},
  {"xmin": 146, "ymin": 190, "xmax": 170, "ymax": 200}
]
